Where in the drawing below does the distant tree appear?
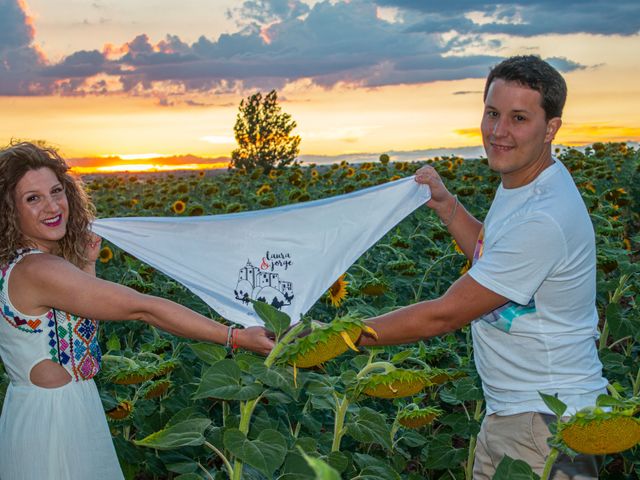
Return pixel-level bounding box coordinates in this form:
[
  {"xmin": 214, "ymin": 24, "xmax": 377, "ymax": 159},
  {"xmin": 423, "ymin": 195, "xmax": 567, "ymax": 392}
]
[{"xmin": 231, "ymin": 90, "xmax": 301, "ymax": 173}]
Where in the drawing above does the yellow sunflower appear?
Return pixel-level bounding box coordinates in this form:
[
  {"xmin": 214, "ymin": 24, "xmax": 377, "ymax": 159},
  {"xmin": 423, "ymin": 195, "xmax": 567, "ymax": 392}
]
[
  {"xmin": 327, "ymin": 274, "xmax": 348, "ymax": 307},
  {"xmin": 99, "ymin": 246, "xmax": 113, "ymax": 264},
  {"xmin": 397, "ymin": 405, "xmax": 443, "ymax": 429},
  {"xmin": 106, "ymin": 400, "xmax": 134, "ymax": 420},
  {"xmin": 172, "ymin": 200, "xmax": 186, "ymax": 214},
  {"xmin": 560, "ymin": 414, "xmax": 640, "ymax": 455},
  {"xmin": 452, "ymin": 239, "xmax": 464, "ymax": 255},
  {"xmin": 256, "ymin": 184, "xmax": 272, "ymax": 196}
]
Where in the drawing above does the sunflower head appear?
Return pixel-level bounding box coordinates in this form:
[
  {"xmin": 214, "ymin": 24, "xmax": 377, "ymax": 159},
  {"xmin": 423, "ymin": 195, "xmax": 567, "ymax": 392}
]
[
  {"xmin": 171, "ymin": 200, "xmax": 187, "ymax": 214},
  {"xmin": 268, "ymin": 169, "xmax": 280, "ymax": 180},
  {"xmin": 423, "ymin": 367, "xmax": 465, "ymax": 386},
  {"xmin": 397, "ymin": 405, "xmax": 443, "ymax": 429},
  {"xmin": 327, "ymin": 274, "xmax": 348, "ymax": 307},
  {"xmin": 143, "ymin": 380, "xmax": 172, "ymax": 400},
  {"xmin": 99, "ymin": 246, "xmax": 113, "ymax": 264},
  {"xmin": 153, "ymin": 359, "xmax": 179, "ymax": 377},
  {"xmin": 259, "ymin": 195, "xmax": 276, "ymax": 207},
  {"xmin": 559, "ymin": 409, "xmax": 640, "ymax": 455},
  {"xmin": 256, "ymin": 184, "xmax": 271, "ymax": 196},
  {"xmin": 106, "ymin": 400, "xmax": 134, "ymax": 420},
  {"xmin": 188, "ymin": 204, "xmax": 205, "ymax": 216},
  {"xmin": 281, "ymin": 315, "xmax": 377, "ymax": 368},
  {"xmin": 361, "ymin": 368, "xmax": 431, "ymax": 399},
  {"xmin": 359, "ymin": 278, "xmax": 389, "ymax": 297},
  {"xmin": 108, "ymin": 366, "xmax": 156, "ymax": 385}
]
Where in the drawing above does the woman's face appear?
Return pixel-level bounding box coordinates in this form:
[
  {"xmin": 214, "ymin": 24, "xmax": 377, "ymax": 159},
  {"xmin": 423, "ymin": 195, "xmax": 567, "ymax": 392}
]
[{"xmin": 14, "ymin": 167, "xmax": 69, "ymax": 253}]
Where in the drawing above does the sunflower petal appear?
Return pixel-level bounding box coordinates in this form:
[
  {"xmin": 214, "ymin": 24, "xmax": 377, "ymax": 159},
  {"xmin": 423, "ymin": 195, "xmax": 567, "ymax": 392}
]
[
  {"xmin": 340, "ymin": 331, "xmax": 359, "ymax": 352},
  {"xmin": 293, "ymin": 363, "xmax": 298, "ymax": 388},
  {"xmin": 362, "ymin": 325, "xmax": 378, "ymax": 339}
]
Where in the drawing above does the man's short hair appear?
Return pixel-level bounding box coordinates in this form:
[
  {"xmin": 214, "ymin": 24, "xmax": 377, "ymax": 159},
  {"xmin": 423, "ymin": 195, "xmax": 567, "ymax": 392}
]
[{"xmin": 484, "ymin": 55, "xmax": 567, "ymax": 120}]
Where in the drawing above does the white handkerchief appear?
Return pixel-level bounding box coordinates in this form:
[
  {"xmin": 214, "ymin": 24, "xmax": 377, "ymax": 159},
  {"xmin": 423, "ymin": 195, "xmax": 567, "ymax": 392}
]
[{"xmin": 93, "ymin": 176, "xmax": 430, "ymax": 326}]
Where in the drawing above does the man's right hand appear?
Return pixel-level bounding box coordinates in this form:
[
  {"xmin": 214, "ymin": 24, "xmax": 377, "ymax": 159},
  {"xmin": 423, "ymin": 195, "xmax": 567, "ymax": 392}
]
[{"xmin": 414, "ymin": 165, "xmax": 457, "ymax": 221}]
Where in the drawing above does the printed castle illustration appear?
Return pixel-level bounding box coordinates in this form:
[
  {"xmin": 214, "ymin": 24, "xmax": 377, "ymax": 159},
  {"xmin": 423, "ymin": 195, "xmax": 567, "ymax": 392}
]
[{"xmin": 234, "ymin": 259, "xmax": 294, "ymax": 310}]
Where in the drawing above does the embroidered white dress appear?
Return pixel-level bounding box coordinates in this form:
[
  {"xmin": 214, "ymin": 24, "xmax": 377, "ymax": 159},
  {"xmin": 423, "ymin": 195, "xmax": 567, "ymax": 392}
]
[{"xmin": 0, "ymin": 249, "xmax": 123, "ymax": 480}]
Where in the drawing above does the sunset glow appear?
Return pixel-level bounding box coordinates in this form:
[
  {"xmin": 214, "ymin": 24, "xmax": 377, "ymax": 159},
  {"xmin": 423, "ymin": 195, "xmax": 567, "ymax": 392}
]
[
  {"xmin": 1, "ymin": 0, "xmax": 639, "ymax": 172},
  {"xmin": 71, "ymin": 162, "xmax": 229, "ymax": 175}
]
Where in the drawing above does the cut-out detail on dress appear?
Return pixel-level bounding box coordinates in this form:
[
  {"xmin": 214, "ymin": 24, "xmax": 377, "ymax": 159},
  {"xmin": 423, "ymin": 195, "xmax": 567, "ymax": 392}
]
[{"xmin": 29, "ymin": 359, "xmax": 73, "ymax": 388}]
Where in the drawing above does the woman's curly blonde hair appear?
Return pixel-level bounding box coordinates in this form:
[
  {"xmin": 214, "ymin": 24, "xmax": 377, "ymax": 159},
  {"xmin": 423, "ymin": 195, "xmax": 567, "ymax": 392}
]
[{"xmin": 0, "ymin": 142, "xmax": 95, "ymax": 268}]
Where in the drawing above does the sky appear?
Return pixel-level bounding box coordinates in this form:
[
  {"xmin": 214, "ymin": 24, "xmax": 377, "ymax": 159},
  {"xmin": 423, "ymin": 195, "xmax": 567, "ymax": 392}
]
[{"xmin": 1, "ymin": 0, "xmax": 639, "ymax": 172}]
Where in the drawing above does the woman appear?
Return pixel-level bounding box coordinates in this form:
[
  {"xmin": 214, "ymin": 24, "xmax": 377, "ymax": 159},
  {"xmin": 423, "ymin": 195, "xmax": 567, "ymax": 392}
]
[{"xmin": 0, "ymin": 142, "xmax": 274, "ymax": 479}]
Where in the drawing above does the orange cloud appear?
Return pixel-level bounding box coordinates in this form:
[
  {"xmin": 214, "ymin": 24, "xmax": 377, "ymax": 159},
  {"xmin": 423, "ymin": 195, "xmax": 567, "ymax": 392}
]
[
  {"xmin": 103, "ymin": 42, "xmax": 130, "ymax": 60},
  {"xmin": 454, "ymin": 128, "xmax": 481, "ymax": 140},
  {"xmin": 557, "ymin": 124, "xmax": 640, "ymax": 145},
  {"xmin": 454, "ymin": 124, "xmax": 640, "ymax": 146}
]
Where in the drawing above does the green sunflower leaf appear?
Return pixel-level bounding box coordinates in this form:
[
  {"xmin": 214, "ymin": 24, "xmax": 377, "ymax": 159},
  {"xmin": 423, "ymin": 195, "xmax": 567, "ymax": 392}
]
[
  {"xmin": 133, "ymin": 418, "xmax": 211, "ymax": 450},
  {"xmin": 252, "ymin": 300, "xmax": 291, "ymax": 339},
  {"xmin": 298, "ymin": 448, "xmax": 341, "ymax": 480},
  {"xmin": 223, "ymin": 428, "xmax": 287, "ymax": 477},
  {"xmin": 193, "ymin": 359, "xmax": 263, "ymax": 401},
  {"xmin": 346, "ymin": 407, "xmax": 392, "ymax": 451},
  {"xmin": 493, "ymin": 455, "xmax": 540, "ymax": 480},
  {"xmin": 189, "ymin": 343, "xmax": 228, "ymax": 365},
  {"xmin": 539, "ymin": 392, "xmax": 567, "ymax": 420}
]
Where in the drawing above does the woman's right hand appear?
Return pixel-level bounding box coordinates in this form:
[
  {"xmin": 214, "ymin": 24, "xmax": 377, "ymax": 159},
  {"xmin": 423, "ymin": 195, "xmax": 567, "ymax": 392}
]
[{"xmin": 414, "ymin": 165, "xmax": 456, "ymax": 221}]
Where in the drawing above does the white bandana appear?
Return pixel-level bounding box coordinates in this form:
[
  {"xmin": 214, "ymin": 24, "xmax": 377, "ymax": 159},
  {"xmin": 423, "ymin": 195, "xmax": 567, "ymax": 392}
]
[{"xmin": 92, "ymin": 176, "xmax": 430, "ymax": 327}]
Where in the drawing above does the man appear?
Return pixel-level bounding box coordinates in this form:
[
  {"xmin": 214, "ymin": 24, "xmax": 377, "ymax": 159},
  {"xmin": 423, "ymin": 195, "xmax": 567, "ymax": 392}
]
[{"xmin": 359, "ymin": 55, "xmax": 607, "ymax": 479}]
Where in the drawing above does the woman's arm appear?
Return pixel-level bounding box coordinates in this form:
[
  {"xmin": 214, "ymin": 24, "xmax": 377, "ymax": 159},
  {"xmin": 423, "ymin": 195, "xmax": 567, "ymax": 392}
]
[{"xmin": 11, "ymin": 253, "xmax": 274, "ymax": 355}]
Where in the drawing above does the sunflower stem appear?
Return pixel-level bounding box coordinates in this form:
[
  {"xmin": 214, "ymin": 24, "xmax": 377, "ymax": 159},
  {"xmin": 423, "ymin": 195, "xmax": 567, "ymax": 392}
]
[
  {"xmin": 331, "ymin": 394, "xmax": 350, "ymax": 452},
  {"xmin": 196, "ymin": 462, "xmax": 216, "ymax": 480},
  {"xmin": 204, "ymin": 441, "xmax": 233, "ymax": 479},
  {"xmin": 102, "ymin": 354, "xmax": 138, "ymax": 368},
  {"xmin": 464, "ymin": 400, "xmax": 484, "ymax": 480},
  {"xmin": 414, "ymin": 253, "xmax": 458, "ymax": 303},
  {"xmin": 356, "ymin": 361, "xmax": 396, "ymax": 380},
  {"xmin": 599, "ymin": 321, "xmax": 610, "ymax": 352},
  {"xmin": 350, "ymin": 263, "xmax": 376, "ymax": 277},
  {"xmin": 264, "ymin": 321, "xmax": 307, "ymax": 368},
  {"xmin": 231, "ymin": 395, "xmax": 263, "ymax": 480},
  {"xmin": 540, "ymin": 448, "xmax": 559, "ymax": 480},
  {"xmin": 632, "ymin": 368, "xmax": 640, "ymax": 397}
]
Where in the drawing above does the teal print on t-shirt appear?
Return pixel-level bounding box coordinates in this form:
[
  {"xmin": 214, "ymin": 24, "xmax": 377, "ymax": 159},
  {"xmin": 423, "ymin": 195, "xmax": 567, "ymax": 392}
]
[{"xmin": 480, "ymin": 299, "xmax": 536, "ymax": 332}]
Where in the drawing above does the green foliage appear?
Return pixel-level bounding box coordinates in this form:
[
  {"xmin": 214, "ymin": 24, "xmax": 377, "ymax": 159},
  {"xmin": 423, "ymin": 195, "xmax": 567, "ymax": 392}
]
[
  {"xmin": 231, "ymin": 89, "xmax": 301, "ymax": 173},
  {"xmin": 223, "ymin": 428, "xmax": 288, "ymax": 477},
  {"xmin": 493, "ymin": 455, "xmax": 541, "ymax": 480},
  {"xmin": 8, "ymin": 142, "xmax": 634, "ymax": 479}
]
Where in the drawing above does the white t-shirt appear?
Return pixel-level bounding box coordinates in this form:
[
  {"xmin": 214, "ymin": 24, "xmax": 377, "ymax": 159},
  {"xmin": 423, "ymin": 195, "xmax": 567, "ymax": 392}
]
[{"xmin": 468, "ymin": 159, "xmax": 607, "ymax": 416}]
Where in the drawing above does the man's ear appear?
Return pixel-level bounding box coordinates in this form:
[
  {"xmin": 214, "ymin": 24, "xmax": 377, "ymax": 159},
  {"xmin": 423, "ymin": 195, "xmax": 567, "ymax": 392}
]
[{"xmin": 545, "ymin": 117, "xmax": 562, "ymax": 143}]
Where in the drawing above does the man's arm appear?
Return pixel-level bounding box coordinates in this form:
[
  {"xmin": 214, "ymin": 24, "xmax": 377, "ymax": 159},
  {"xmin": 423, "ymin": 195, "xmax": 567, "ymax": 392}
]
[
  {"xmin": 414, "ymin": 167, "xmax": 482, "ymax": 259},
  {"xmin": 432, "ymin": 193, "xmax": 483, "ymax": 260},
  {"xmin": 360, "ymin": 273, "xmax": 508, "ymax": 346}
]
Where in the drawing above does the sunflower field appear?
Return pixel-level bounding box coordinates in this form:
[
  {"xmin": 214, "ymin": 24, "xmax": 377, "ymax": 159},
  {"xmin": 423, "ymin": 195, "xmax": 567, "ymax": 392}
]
[{"xmin": 1, "ymin": 142, "xmax": 638, "ymax": 479}]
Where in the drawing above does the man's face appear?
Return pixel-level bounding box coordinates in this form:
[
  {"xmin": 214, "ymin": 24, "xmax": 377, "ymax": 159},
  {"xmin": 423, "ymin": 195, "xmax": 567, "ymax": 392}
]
[{"xmin": 481, "ymin": 78, "xmax": 561, "ymax": 188}]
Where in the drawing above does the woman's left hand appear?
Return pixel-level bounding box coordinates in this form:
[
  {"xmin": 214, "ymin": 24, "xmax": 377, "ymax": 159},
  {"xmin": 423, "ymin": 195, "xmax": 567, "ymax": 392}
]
[
  {"xmin": 236, "ymin": 326, "xmax": 276, "ymax": 356},
  {"xmin": 84, "ymin": 233, "xmax": 102, "ymax": 264}
]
